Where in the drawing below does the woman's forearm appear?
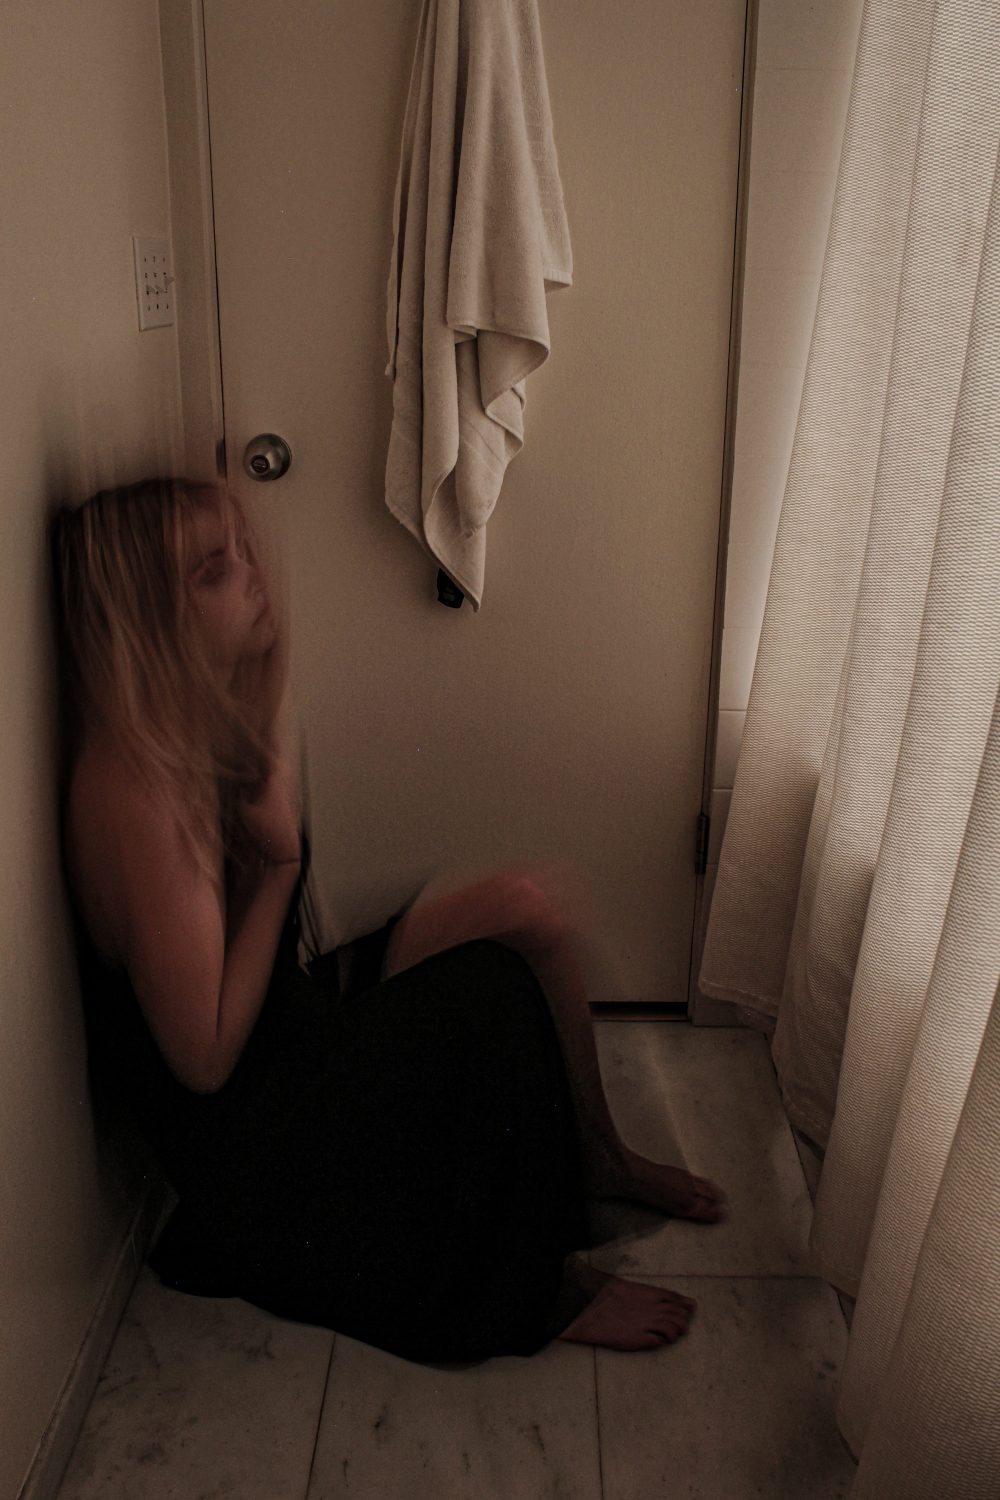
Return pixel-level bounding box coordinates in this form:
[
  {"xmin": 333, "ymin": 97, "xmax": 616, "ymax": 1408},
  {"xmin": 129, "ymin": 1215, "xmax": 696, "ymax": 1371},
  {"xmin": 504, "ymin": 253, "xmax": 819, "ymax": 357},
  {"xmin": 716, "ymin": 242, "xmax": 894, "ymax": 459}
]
[{"xmin": 206, "ymin": 858, "xmax": 300, "ymax": 1091}]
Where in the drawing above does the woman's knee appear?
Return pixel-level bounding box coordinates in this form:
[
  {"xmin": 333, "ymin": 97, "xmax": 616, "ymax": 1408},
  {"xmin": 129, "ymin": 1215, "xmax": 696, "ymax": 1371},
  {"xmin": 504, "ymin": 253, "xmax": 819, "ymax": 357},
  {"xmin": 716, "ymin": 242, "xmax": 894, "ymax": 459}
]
[{"xmin": 430, "ymin": 939, "xmax": 551, "ymax": 1023}]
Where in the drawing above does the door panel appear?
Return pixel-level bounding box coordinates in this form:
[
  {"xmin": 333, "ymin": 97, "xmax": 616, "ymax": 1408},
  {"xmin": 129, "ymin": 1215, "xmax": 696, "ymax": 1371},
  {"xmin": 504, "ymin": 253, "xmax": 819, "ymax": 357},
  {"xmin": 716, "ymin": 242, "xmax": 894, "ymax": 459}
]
[{"xmin": 202, "ymin": 0, "xmax": 745, "ymax": 1002}]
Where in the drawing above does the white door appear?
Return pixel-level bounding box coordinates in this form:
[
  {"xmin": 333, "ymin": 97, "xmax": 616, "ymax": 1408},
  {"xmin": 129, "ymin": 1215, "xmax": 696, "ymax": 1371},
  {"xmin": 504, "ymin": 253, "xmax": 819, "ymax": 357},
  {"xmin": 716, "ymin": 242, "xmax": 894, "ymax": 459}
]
[{"xmin": 201, "ymin": 0, "xmax": 746, "ymax": 1004}]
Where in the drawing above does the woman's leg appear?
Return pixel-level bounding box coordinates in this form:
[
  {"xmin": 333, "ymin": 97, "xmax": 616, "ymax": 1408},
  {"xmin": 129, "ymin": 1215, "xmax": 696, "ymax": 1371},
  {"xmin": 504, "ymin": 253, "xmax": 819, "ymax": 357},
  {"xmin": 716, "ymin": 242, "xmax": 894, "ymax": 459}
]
[
  {"xmin": 508, "ymin": 921, "xmax": 726, "ymax": 1221},
  {"xmin": 384, "ymin": 867, "xmax": 726, "ymax": 1222}
]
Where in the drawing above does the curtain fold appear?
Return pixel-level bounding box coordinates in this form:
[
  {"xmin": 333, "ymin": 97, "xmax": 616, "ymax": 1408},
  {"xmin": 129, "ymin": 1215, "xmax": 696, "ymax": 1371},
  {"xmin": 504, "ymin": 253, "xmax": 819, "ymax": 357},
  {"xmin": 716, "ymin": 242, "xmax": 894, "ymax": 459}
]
[
  {"xmin": 843, "ymin": 687, "xmax": 1000, "ymax": 1476},
  {"xmin": 810, "ymin": 122, "xmax": 1000, "ymax": 1296},
  {"xmin": 698, "ymin": 0, "xmax": 1000, "ymax": 1488},
  {"xmin": 848, "ymin": 978, "xmax": 1000, "ymax": 1498}
]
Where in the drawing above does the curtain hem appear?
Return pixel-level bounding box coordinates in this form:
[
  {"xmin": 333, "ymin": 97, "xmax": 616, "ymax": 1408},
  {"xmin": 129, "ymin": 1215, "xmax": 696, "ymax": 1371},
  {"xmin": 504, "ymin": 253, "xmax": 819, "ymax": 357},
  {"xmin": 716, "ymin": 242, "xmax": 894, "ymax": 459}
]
[{"xmin": 697, "ymin": 977, "xmax": 778, "ymax": 1014}]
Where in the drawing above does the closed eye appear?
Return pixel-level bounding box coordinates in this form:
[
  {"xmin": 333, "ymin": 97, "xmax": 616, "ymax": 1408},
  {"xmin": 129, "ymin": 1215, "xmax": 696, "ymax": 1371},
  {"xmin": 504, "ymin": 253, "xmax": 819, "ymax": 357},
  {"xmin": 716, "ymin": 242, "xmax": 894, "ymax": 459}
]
[{"xmin": 194, "ymin": 546, "xmax": 227, "ymax": 584}]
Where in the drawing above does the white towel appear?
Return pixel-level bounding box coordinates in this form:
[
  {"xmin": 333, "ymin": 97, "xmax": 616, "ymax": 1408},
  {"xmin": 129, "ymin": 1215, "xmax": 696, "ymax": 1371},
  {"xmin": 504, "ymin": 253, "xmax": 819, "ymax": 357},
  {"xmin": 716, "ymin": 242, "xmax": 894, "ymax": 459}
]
[{"xmin": 384, "ymin": 0, "xmax": 572, "ymax": 611}]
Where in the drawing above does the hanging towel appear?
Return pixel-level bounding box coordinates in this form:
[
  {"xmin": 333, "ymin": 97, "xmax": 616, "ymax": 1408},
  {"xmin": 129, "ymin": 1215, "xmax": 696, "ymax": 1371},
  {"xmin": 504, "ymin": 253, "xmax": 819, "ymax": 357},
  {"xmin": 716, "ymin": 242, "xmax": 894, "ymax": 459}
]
[{"xmin": 384, "ymin": 0, "xmax": 573, "ymax": 611}]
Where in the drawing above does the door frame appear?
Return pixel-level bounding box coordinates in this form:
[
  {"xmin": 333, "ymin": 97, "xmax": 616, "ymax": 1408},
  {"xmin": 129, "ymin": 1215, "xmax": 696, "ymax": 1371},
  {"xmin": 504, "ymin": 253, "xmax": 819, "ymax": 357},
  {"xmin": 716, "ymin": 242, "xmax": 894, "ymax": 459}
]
[
  {"xmin": 159, "ymin": 0, "xmax": 228, "ymax": 484},
  {"xmin": 687, "ymin": 0, "xmax": 759, "ymax": 1026}
]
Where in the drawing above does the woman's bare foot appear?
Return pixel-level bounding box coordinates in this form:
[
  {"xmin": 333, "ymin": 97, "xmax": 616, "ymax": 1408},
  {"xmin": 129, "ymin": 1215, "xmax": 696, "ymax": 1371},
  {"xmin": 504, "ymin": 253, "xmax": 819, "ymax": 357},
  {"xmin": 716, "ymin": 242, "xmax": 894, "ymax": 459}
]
[
  {"xmin": 586, "ymin": 1146, "xmax": 728, "ymax": 1223},
  {"xmin": 556, "ymin": 1261, "xmax": 696, "ymax": 1351}
]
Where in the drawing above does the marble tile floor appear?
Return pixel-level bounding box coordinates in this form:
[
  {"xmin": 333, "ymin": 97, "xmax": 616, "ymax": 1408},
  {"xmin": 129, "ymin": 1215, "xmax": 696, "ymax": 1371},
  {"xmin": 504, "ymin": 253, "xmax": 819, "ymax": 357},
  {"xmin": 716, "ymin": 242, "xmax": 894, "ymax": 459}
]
[{"xmin": 54, "ymin": 1023, "xmax": 858, "ymax": 1500}]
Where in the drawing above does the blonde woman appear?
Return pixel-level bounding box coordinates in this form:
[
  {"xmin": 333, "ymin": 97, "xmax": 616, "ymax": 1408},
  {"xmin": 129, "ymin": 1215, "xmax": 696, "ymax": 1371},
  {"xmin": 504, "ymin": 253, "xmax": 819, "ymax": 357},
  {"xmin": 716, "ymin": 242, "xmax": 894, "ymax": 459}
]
[{"xmin": 52, "ymin": 477, "xmax": 725, "ymax": 1363}]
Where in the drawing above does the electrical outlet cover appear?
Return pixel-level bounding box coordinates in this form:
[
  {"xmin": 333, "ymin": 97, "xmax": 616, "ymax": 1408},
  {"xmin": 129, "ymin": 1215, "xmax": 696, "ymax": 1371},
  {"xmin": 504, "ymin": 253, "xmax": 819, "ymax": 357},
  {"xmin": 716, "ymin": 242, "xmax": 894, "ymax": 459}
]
[{"xmin": 132, "ymin": 236, "xmax": 175, "ymax": 330}]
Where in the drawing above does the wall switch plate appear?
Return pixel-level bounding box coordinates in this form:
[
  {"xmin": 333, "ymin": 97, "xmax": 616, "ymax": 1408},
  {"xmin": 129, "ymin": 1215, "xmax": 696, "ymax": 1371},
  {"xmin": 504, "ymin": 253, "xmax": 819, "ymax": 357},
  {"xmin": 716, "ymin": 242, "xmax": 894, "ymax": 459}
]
[{"xmin": 132, "ymin": 236, "xmax": 175, "ymax": 330}]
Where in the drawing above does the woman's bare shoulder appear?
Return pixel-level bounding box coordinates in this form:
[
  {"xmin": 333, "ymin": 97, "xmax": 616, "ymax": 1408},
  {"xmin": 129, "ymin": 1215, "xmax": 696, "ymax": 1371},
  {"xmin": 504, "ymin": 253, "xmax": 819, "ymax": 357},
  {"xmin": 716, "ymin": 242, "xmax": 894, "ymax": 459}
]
[
  {"xmin": 64, "ymin": 732, "xmax": 200, "ymax": 969},
  {"xmin": 64, "ymin": 736, "xmax": 135, "ymax": 965},
  {"xmin": 67, "ymin": 730, "xmax": 158, "ymax": 844}
]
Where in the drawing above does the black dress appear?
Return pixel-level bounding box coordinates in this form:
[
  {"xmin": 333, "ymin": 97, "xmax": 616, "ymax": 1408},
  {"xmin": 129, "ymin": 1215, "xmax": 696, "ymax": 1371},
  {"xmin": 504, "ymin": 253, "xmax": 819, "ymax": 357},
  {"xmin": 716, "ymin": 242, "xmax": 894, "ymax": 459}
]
[{"xmin": 73, "ymin": 854, "xmax": 591, "ymax": 1364}]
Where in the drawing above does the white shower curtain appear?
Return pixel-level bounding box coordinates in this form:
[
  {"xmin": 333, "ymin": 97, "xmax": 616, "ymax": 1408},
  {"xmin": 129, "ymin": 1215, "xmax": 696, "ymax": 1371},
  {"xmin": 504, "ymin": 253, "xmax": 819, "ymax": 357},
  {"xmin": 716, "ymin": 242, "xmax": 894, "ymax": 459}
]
[{"xmin": 699, "ymin": 0, "xmax": 1000, "ymax": 1493}]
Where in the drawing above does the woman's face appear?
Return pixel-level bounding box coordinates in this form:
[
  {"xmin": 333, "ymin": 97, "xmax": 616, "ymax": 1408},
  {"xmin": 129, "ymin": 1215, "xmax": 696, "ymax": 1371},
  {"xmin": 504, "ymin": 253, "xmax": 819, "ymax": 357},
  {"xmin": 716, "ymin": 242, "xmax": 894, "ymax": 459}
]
[{"xmin": 185, "ymin": 498, "xmax": 276, "ymax": 675}]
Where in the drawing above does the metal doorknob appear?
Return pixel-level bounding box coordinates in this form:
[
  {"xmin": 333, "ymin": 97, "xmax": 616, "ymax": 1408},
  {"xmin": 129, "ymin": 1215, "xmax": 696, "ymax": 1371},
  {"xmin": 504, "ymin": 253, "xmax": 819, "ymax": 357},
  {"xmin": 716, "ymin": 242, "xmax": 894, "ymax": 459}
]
[{"xmin": 243, "ymin": 433, "xmax": 292, "ymax": 481}]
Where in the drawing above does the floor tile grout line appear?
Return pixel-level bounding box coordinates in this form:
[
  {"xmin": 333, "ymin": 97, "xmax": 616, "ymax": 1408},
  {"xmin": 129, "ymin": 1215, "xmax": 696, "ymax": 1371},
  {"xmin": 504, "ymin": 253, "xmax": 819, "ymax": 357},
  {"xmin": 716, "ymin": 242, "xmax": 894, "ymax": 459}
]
[
  {"xmin": 583, "ymin": 1271, "xmax": 845, "ymax": 1283},
  {"xmin": 592, "ymin": 1344, "xmax": 606, "ymax": 1500},
  {"xmin": 301, "ymin": 1332, "xmax": 337, "ymax": 1500}
]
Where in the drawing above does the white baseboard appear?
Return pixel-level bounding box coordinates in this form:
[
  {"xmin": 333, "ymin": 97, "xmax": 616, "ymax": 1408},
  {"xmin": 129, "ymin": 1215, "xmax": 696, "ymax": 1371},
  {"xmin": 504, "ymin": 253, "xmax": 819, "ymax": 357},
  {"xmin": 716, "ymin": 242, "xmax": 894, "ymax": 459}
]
[{"xmin": 17, "ymin": 1172, "xmax": 175, "ymax": 1500}]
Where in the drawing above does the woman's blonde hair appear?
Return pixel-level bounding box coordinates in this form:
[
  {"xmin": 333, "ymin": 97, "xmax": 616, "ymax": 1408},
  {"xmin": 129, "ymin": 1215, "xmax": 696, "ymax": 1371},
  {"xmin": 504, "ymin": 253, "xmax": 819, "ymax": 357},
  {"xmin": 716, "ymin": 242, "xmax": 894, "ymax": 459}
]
[{"xmin": 50, "ymin": 476, "xmax": 290, "ymax": 882}]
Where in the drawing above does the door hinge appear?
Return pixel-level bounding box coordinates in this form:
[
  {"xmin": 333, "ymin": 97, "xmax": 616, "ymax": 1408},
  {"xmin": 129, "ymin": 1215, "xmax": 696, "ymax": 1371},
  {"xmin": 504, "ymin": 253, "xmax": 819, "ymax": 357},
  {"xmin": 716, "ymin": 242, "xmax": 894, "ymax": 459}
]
[{"xmin": 695, "ymin": 810, "xmax": 711, "ymax": 875}]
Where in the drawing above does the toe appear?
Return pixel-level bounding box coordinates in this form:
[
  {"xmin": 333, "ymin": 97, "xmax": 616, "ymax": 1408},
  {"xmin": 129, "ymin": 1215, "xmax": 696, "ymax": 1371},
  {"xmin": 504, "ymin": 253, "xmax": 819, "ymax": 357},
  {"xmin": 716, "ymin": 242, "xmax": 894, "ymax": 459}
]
[
  {"xmin": 690, "ymin": 1176, "xmax": 728, "ymax": 1220},
  {"xmin": 659, "ymin": 1296, "xmax": 692, "ymax": 1330},
  {"xmin": 656, "ymin": 1312, "xmax": 687, "ymax": 1341}
]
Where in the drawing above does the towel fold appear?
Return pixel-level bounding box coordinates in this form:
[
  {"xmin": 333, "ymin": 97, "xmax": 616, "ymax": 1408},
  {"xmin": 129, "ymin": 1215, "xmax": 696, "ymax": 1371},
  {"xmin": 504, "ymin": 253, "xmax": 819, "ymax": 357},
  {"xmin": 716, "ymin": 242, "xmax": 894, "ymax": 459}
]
[{"xmin": 384, "ymin": 0, "xmax": 572, "ymax": 611}]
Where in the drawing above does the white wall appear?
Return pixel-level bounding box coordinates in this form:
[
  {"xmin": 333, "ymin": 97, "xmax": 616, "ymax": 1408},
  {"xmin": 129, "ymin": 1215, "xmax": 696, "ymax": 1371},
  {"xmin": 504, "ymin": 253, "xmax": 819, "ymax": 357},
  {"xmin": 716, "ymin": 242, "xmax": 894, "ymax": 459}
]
[
  {"xmin": 697, "ymin": 0, "xmax": 865, "ymax": 1003},
  {"xmin": 0, "ymin": 2, "xmax": 182, "ymax": 1494}
]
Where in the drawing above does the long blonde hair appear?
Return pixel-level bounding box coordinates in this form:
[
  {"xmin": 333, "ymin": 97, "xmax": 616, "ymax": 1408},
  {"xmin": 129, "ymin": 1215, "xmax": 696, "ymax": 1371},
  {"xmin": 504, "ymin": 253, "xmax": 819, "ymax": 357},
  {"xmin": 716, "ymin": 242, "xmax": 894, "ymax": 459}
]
[{"xmin": 50, "ymin": 476, "xmax": 291, "ymax": 882}]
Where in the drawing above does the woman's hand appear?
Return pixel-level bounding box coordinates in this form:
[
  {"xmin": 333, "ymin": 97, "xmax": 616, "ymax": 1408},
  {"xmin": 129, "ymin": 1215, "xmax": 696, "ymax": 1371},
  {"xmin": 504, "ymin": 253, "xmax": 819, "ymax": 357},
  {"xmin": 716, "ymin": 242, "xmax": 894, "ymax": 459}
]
[{"xmin": 237, "ymin": 753, "xmax": 301, "ymax": 866}]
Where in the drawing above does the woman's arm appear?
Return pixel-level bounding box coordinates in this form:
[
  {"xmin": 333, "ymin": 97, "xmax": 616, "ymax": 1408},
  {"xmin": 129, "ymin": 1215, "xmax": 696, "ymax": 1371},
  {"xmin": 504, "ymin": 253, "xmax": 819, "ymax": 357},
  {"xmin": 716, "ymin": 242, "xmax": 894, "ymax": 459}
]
[
  {"xmin": 110, "ymin": 773, "xmax": 299, "ymax": 1095},
  {"xmin": 212, "ymin": 857, "xmax": 301, "ymax": 1084}
]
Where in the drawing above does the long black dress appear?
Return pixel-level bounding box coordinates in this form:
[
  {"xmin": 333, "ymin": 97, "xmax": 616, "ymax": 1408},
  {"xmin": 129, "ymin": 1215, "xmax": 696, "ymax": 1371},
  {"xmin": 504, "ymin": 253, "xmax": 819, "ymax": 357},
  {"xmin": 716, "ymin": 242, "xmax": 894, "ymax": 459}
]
[{"xmin": 73, "ymin": 854, "xmax": 591, "ymax": 1364}]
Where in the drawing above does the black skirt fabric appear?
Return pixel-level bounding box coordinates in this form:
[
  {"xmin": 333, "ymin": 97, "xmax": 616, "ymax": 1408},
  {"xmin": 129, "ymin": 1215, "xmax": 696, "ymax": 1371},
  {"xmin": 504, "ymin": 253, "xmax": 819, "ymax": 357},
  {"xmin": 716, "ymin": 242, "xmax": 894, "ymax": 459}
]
[{"xmin": 74, "ymin": 877, "xmax": 590, "ymax": 1364}]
